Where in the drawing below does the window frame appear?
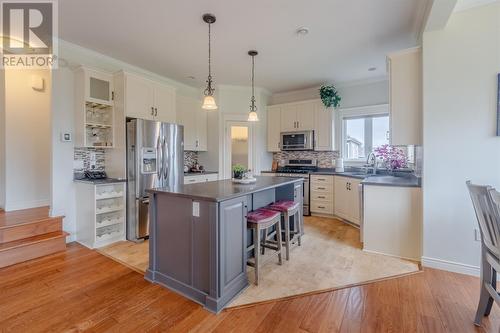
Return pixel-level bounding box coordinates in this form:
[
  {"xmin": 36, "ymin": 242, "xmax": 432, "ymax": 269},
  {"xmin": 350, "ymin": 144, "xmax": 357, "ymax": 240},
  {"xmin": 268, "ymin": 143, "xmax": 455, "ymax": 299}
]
[{"xmin": 336, "ymin": 104, "xmax": 389, "ymax": 164}]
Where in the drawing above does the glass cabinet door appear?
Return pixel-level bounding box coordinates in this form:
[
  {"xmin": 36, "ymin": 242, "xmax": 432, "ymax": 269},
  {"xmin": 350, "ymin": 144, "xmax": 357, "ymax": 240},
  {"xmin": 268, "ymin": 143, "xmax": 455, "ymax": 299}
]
[{"xmin": 86, "ymin": 69, "xmax": 113, "ymax": 105}]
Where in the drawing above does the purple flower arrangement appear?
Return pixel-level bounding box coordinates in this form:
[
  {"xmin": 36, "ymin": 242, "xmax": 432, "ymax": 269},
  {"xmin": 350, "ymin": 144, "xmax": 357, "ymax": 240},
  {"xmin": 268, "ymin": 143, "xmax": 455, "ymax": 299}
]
[{"xmin": 374, "ymin": 144, "xmax": 408, "ymax": 170}]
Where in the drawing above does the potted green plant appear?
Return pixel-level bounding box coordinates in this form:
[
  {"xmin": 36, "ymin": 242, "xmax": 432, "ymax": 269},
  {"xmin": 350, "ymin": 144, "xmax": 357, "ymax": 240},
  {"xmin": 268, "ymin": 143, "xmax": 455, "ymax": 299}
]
[
  {"xmin": 319, "ymin": 85, "xmax": 341, "ymax": 109},
  {"xmin": 232, "ymin": 164, "xmax": 247, "ymax": 179}
]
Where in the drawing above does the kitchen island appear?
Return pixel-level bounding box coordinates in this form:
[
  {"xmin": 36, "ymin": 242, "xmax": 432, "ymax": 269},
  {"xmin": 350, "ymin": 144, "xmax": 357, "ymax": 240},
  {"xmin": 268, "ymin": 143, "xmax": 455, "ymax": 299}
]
[{"xmin": 145, "ymin": 176, "xmax": 303, "ymax": 313}]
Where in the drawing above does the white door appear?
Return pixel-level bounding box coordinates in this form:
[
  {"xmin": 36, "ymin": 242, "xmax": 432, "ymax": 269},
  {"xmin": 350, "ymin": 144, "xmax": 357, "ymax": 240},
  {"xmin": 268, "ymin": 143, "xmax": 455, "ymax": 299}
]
[
  {"xmin": 280, "ymin": 105, "xmax": 298, "ymax": 132},
  {"xmin": 296, "ymin": 102, "xmax": 315, "ymax": 130},
  {"xmin": 334, "ymin": 177, "xmax": 349, "ymax": 220},
  {"xmin": 267, "ymin": 106, "xmax": 281, "ymax": 152},
  {"xmin": 348, "ymin": 178, "xmax": 362, "ymax": 225},
  {"xmin": 314, "ymin": 101, "xmax": 334, "ymax": 151},
  {"xmin": 196, "ymin": 105, "xmax": 208, "ymax": 151},
  {"xmin": 224, "ymin": 121, "xmax": 253, "ymax": 179},
  {"xmin": 177, "ymin": 95, "xmax": 197, "ymax": 151},
  {"xmin": 125, "ymin": 73, "xmax": 155, "ymax": 120},
  {"xmin": 154, "ymin": 83, "xmax": 176, "ymax": 123}
]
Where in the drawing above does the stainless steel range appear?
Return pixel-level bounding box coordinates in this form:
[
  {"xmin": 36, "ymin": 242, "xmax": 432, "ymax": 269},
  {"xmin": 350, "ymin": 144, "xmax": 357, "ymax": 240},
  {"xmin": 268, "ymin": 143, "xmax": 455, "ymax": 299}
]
[{"xmin": 266, "ymin": 159, "xmax": 318, "ymax": 216}]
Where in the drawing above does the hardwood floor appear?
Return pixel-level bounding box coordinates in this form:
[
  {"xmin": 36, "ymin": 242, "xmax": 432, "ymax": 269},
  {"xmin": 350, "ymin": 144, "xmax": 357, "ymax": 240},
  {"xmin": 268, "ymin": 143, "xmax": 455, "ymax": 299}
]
[{"xmin": 0, "ymin": 242, "xmax": 498, "ymax": 332}]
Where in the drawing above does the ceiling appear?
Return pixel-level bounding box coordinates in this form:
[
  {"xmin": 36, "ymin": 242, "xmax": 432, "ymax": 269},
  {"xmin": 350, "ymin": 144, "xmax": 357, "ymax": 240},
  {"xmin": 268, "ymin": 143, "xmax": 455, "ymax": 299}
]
[{"xmin": 59, "ymin": 0, "xmax": 427, "ymax": 93}]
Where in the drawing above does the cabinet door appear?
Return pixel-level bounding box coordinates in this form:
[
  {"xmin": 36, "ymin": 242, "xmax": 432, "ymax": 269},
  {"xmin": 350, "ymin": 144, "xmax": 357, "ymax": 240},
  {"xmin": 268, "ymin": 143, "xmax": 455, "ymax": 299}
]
[
  {"xmin": 86, "ymin": 69, "xmax": 114, "ymax": 106},
  {"xmin": 314, "ymin": 102, "xmax": 334, "ymax": 151},
  {"xmin": 219, "ymin": 196, "xmax": 248, "ymax": 296},
  {"xmin": 348, "ymin": 179, "xmax": 362, "ymax": 226},
  {"xmin": 267, "ymin": 106, "xmax": 281, "ymax": 152},
  {"xmin": 280, "ymin": 105, "xmax": 298, "ymax": 132},
  {"xmin": 334, "ymin": 177, "xmax": 349, "ymax": 220},
  {"xmin": 154, "ymin": 83, "xmax": 176, "ymax": 123},
  {"xmin": 296, "ymin": 102, "xmax": 315, "ymax": 130},
  {"xmin": 177, "ymin": 96, "xmax": 197, "ymax": 151},
  {"xmin": 196, "ymin": 104, "xmax": 208, "ymax": 151},
  {"xmin": 125, "ymin": 74, "xmax": 155, "ymax": 120}
]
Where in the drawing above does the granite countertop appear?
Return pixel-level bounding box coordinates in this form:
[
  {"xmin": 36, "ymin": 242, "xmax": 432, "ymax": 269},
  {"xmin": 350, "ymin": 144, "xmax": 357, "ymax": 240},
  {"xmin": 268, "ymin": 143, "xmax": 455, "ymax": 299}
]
[
  {"xmin": 184, "ymin": 171, "xmax": 218, "ymax": 176},
  {"xmin": 262, "ymin": 169, "xmax": 421, "ymax": 188},
  {"xmin": 147, "ymin": 176, "xmax": 303, "ymax": 202},
  {"xmin": 73, "ymin": 178, "xmax": 127, "ymax": 185}
]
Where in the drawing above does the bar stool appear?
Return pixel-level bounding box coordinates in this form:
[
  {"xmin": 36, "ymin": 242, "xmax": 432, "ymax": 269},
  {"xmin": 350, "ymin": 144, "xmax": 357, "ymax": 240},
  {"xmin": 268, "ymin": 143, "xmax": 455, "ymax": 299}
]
[
  {"xmin": 246, "ymin": 208, "xmax": 283, "ymax": 285},
  {"xmin": 267, "ymin": 200, "xmax": 302, "ymax": 261}
]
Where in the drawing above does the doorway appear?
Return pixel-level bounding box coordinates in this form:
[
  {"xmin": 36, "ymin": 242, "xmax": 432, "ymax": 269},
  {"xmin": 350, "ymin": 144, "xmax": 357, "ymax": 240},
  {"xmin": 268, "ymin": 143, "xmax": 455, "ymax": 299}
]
[{"xmin": 224, "ymin": 121, "xmax": 253, "ymax": 179}]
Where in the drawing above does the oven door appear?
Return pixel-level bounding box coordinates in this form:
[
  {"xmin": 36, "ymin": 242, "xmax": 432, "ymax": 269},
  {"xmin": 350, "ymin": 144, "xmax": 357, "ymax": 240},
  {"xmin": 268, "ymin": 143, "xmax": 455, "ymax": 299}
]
[{"xmin": 281, "ymin": 131, "xmax": 314, "ymax": 150}]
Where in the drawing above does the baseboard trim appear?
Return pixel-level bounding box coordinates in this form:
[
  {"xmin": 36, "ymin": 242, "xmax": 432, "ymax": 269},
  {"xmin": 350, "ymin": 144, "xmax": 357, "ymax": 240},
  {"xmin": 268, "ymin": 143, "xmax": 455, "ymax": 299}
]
[
  {"xmin": 421, "ymin": 256, "xmax": 481, "ymax": 277},
  {"xmin": 363, "ymin": 249, "xmax": 421, "ymax": 262},
  {"xmin": 4, "ymin": 199, "xmax": 50, "ymax": 212}
]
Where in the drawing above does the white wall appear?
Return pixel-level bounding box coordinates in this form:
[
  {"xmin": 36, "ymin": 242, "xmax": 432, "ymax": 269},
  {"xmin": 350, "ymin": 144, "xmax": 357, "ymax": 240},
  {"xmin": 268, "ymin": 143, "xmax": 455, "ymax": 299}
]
[
  {"xmin": 422, "ymin": 3, "xmax": 500, "ymax": 275},
  {"xmin": 270, "ymin": 79, "xmax": 389, "ymax": 108},
  {"xmin": 51, "ymin": 67, "xmax": 76, "ymax": 240},
  {"xmin": 3, "ymin": 69, "xmax": 51, "ymax": 211}
]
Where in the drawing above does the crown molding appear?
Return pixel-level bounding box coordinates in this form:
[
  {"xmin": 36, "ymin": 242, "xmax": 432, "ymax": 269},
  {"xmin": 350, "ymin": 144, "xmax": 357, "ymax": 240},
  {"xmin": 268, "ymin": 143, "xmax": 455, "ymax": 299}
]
[{"xmin": 454, "ymin": 0, "xmax": 498, "ymax": 12}]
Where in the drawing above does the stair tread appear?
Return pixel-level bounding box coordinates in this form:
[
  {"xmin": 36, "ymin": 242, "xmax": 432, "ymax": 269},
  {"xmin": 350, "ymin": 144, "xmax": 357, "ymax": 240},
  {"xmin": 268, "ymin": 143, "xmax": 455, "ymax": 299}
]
[
  {"xmin": 0, "ymin": 207, "xmax": 63, "ymax": 229},
  {"xmin": 0, "ymin": 231, "xmax": 68, "ymax": 252}
]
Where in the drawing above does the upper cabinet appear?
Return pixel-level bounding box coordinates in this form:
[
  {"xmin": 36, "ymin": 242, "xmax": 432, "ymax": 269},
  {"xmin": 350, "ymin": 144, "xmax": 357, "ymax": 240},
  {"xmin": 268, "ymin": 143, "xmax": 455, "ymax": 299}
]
[
  {"xmin": 267, "ymin": 106, "xmax": 281, "ymax": 152},
  {"xmin": 267, "ymin": 99, "xmax": 335, "ymax": 152},
  {"xmin": 176, "ymin": 95, "xmax": 207, "ymax": 151},
  {"xmin": 74, "ymin": 67, "xmax": 115, "ymax": 148},
  {"xmin": 118, "ymin": 72, "xmax": 176, "ymax": 123},
  {"xmin": 280, "ymin": 102, "xmax": 314, "ymax": 132},
  {"xmin": 387, "ymin": 47, "xmax": 422, "ymax": 145}
]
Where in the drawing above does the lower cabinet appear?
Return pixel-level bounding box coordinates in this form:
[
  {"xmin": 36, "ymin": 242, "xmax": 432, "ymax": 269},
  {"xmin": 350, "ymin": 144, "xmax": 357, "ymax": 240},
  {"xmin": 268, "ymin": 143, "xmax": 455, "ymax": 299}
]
[
  {"xmin": 184, "ymin": 173, "xmax": 219, "ymax": 184},
  {"xmin": 334, "ymin": 177, "xmax": 361, "ymax": 226},
  {"xmin": 310, "ymin": 175, "xmax": 335, "ymax": 215}
]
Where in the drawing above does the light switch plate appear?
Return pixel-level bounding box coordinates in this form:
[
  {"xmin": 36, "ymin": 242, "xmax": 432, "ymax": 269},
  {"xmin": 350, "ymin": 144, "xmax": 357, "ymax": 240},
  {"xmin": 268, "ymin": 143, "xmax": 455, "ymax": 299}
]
[{"xmin": 192, "ymin": 202, "xmax": 200, "ymax": 217}]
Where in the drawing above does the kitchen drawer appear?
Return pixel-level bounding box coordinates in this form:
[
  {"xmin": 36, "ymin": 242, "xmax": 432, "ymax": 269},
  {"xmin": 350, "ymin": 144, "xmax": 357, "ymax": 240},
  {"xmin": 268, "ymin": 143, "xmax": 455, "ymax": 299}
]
[
  {"xmin": 204, "ymin": 173, "xmax": 219, "ymax": 182},
  {"xmin": 310, "ymin": 191, "xmax": 333, "ymax": 202},
  {"xmin": 310, "ymin": 201, "xmax": 334, "ymax": 215},
  {"xmin": 311, "ymin": 175, "xmax": 334, "ymax": 186},
  {"xmin": 184, "ymin": 173, "xmax": 219, "ymax": 184},
  {"xmin": 310, "ymin": 183, "xmax": 334, "ymax": 193}
]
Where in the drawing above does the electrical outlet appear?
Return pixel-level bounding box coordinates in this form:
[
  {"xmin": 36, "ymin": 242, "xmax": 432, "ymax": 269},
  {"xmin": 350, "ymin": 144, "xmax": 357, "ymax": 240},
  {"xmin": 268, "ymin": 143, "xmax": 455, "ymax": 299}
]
[
  {"xmin": 192, "ymin": 202, "xmax": 200, "ymax": 217},
  {"xmin": 474, "ymin": 228, "xmax": 481, "ymax": 242},
  {"xmin": 89, "ymin": 152, "xmax": 97, "ymax": 169}
]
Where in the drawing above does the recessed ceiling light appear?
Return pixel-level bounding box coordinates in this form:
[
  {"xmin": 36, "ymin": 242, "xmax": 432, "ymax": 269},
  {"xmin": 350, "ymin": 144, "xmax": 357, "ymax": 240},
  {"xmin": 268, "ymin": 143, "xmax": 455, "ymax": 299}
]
[
  {"xmin": 296, "ymin": 27, "xmax": 309, "ymax": 36},
  {"xmin": 368, "ymin": 67, "xmax": 377, "ymax": 72}
]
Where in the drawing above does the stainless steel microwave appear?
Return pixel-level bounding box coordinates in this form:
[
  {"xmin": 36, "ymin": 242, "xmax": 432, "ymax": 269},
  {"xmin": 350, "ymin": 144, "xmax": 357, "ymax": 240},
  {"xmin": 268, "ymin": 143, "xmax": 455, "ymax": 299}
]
[{"xmin": 280, "ymin": 131, "xmax": 314, "ymax": 151}]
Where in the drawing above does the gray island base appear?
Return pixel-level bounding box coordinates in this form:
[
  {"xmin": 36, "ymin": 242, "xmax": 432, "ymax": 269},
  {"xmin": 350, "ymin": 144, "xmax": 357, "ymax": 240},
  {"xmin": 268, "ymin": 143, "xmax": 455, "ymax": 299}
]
[{"xmin": 145, "ymin": 176, "xmax": 303, "ymax": 313}]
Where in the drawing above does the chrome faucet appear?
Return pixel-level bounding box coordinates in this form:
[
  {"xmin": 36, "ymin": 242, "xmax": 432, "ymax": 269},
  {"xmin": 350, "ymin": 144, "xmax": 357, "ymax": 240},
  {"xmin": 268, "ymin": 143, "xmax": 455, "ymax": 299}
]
[{"xmin": 366, "ymin": 152, "xmax": 377, "ymax": 175}]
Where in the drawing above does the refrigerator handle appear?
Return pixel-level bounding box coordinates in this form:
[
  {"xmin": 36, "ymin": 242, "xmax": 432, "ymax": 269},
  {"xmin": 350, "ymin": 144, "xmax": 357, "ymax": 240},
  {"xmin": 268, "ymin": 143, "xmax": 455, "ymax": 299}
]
[
  {"xmin": 157, "ymin": 135, "xmax": 163, "ymax": 181},
  {"xmin": 163, "ymin": 136, "xmax": 169, "ymax": 181}
]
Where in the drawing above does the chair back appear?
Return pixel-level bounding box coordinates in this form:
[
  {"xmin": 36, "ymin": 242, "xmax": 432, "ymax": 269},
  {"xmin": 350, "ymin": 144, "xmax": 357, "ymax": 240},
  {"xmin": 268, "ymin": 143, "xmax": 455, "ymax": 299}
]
[{"xmin": 466, "ymin": 181, "xmax": 500, "ymax": 257}]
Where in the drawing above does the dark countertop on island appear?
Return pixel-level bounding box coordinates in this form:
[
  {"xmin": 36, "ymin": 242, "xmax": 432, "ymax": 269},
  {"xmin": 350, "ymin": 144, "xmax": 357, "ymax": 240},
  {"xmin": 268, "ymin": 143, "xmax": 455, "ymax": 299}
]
[
  {"xmin": 262, "ymin": 169, "xmax": 421, "ymax": 188},
  {"xmin": 147, "ymin": 176, "xmax": 303, "ymax": 202}
]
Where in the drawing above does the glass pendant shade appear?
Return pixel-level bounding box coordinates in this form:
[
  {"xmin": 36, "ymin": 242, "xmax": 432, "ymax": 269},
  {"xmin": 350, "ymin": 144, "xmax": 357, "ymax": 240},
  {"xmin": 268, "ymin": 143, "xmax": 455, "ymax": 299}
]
[
  {"xmin": 247, "ymin": 110, "xmax": 259, "ymax": 122},
  {"xmin": 202, "ymin": 95, "xmax": 218, "ymax": 110}
]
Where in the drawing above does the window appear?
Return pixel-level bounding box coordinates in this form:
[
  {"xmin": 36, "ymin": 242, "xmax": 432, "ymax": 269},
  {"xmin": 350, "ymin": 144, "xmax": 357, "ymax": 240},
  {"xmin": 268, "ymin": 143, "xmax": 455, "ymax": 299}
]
[{"xmin": 343, "ymin": 114, "xmax": 389, "ymax": 160}]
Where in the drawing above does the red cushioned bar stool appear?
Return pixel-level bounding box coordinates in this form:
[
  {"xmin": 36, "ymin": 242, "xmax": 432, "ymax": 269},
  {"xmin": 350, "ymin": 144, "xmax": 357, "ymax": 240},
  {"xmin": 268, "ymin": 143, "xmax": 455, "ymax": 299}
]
[
  {"xmin": 267, "ymin": 200, "xmax": 302, "ymax": 261},
  {"xmin": 246, "ymin": 208, "xmax": 283, "ymax": 285}
]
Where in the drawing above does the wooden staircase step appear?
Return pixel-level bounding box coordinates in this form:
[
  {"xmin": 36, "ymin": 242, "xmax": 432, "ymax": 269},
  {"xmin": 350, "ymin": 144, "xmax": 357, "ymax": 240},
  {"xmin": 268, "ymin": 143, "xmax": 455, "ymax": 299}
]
[
  {"xmin": 0, "ymin": 231, "xmax": 68, "ymax": 268},
  {"xmin": 0, "ymin": 217, "xmax": 63, "ymax": 244},
  {"xmin": 0, "ymin": 206, "xmax": 56, "ymax": 229}
]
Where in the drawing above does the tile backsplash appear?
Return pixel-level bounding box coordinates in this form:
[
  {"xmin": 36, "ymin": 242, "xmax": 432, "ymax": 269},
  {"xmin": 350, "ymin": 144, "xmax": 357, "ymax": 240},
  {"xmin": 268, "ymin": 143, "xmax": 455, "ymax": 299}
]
[
  {"xmin": 184, "ymin": 151, "xmax": 199, "ymax": 169},
  {"xmin": 74, "ymin": 147, "xmax": 105, "ymax": 173},
  {"xmin": 273, "ymin": 151, "xmax": 340, "ymax": 168}
]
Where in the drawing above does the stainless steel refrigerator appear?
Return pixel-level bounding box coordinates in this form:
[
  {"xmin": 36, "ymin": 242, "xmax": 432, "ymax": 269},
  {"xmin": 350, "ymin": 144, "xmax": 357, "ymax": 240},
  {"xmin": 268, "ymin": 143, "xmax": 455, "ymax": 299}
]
[{"xmin": 126, "ymin": 118, "xmax": 184, "ymax": 242}]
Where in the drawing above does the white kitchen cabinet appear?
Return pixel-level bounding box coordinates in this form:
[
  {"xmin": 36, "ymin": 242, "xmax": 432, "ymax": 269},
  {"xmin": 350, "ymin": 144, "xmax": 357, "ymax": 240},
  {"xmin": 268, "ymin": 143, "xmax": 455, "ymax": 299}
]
[
  {"xmin": 334, "ymin": 176, "xmax": 361, "ymax": 226},
  {"xmin": 184, "ymin": 173, "xmax": 218, "ymax": 184},
  {"xmin": 363, "ymin": 185, "xmax": 422, "ymax": 260},
  {"xmin": 387, "ymin": 47, "xmax": 422, "ymax": 145},
  {"xmin": 310, "ymin": 175, "xmax": 335, "ymax": 215},
  {"xmin": 177, "ymin": 95, "xmax": 207, "ymax": 151},
  {"xmin": 75, "ymin": 181, "xmax": 126, "ymax": 249},
  {"xmin": 314, "ymin": 101, "xmax": 335, "ymax": 151},
  {"xmin": 267, "ymin": 106, "xmax": 281, "ymax": 152},
  {"xmin": 267, "ymin": 99, "xmax": 334, "ymax": 152},
  {"xmin": 119, "ymin": 72, "xmax": 176, "ymax": 123},
  {"xmin": 74, "ymin": 67, "xmax": 115, "ymax": 148}
]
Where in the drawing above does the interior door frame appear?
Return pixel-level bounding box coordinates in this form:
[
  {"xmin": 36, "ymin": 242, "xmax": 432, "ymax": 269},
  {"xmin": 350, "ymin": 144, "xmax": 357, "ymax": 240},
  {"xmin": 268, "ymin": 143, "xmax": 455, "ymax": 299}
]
[{"xmin": 223, "ymin": 117, "xmax": 254, "ymax": 180}]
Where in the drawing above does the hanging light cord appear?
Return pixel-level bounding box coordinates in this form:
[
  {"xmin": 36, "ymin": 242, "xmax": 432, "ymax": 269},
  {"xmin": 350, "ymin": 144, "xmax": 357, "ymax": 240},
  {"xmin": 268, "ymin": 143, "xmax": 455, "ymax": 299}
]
[
  {"xmin": 204, "ymin": 22, "xmax": 214, "ymax": 97},
  {"xmin": 250, "ymin": 54, "xmax": 257, "ymax": 112}
]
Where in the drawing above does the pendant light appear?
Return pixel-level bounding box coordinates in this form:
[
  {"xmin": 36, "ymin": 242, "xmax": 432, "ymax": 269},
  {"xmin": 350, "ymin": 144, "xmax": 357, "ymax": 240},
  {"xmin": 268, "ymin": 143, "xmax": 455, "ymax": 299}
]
[
  {"xmin": 202, "ymin": 14, "xmax": 218, "ymax": 110},
  {"xmin": 247, "ymin": 50, "xmax": 259, "ymax": 122}
]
